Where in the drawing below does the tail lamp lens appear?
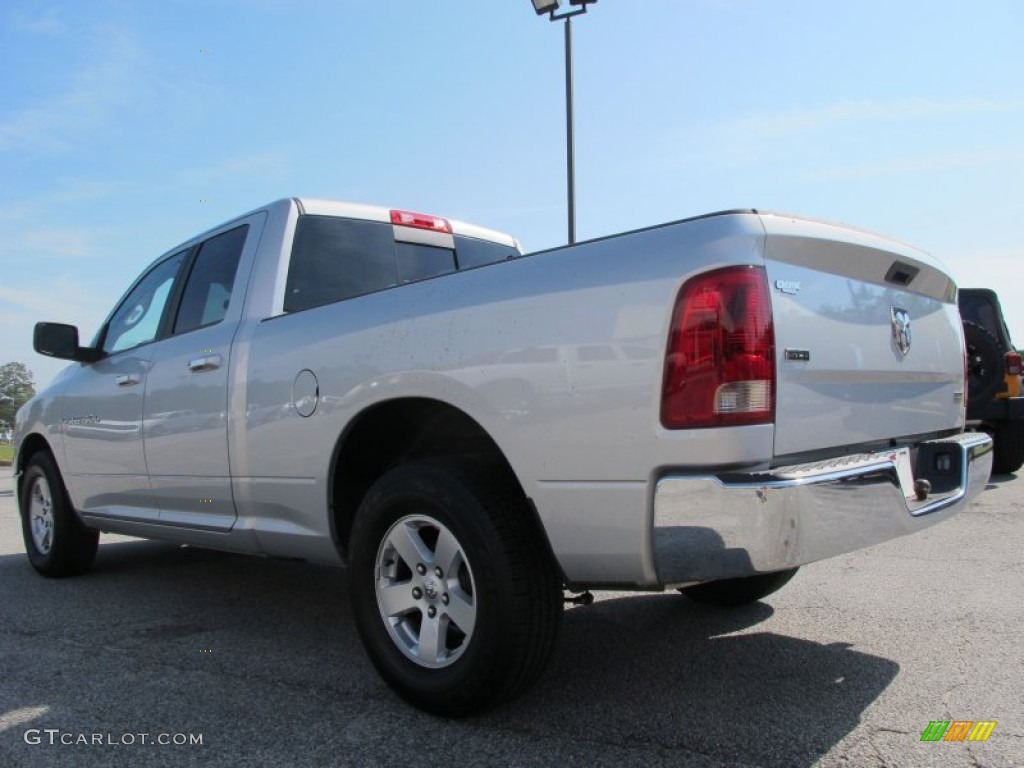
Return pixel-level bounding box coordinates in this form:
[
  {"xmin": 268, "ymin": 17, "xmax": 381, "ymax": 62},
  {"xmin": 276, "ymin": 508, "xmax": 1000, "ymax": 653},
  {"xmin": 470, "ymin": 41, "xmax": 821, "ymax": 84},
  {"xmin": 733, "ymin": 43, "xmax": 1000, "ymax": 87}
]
[
  {"xmin": 661, "ymin": 266, "xmax": 775, "ymax": 428},
  {"xmin": 1006, "ymin": 351, "xmax": 1022, "ymax": 376}
]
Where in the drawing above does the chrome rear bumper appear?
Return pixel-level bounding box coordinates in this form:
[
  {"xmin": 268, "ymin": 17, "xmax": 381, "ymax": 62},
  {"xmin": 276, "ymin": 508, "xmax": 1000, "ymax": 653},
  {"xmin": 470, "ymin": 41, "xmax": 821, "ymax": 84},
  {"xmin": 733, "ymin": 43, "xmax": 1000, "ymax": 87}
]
[{"xmin": 652, "ymin": 432, "xmax": 992, "ymax": 587}]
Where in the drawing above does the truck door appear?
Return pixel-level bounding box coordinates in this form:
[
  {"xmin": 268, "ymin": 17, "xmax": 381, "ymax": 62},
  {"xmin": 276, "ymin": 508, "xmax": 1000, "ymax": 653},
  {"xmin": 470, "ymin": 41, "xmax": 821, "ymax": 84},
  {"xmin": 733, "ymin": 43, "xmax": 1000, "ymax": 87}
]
[
  {"xmin": 142, "ymin": 213, "xmax": 264, "ymax": 530},
  {"xmin": 61, "ymin": 251, "xmax": 188, "ymax": 520}
]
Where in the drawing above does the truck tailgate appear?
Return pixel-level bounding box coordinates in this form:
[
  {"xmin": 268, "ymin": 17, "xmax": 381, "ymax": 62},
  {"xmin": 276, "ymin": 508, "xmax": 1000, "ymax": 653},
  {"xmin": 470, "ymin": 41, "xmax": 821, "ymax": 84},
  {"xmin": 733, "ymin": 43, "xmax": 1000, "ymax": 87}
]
[{"xmin": 760, "ymin": 214, "xmax": 965, "ymax": 458}]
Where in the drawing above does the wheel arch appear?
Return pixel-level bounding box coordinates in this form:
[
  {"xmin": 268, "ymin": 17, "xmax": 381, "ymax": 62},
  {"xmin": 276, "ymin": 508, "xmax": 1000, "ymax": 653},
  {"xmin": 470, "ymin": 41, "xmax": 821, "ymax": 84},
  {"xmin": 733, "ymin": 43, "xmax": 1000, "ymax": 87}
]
[
  {"xmin": 327, "ymin": 397, "xmax": 557, "ymax": 571},
  {"xmin": 15, "ymin": 433, "xmax": 56, "ymax": 496}
]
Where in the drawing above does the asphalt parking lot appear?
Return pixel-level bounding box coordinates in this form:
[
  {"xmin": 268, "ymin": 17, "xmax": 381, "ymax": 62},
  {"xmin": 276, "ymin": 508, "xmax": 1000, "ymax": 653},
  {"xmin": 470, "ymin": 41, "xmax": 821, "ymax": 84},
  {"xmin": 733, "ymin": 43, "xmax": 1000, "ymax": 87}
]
[{"xmin": 0, "ymin": 465, "xmax": 1021, "ymax": 768}]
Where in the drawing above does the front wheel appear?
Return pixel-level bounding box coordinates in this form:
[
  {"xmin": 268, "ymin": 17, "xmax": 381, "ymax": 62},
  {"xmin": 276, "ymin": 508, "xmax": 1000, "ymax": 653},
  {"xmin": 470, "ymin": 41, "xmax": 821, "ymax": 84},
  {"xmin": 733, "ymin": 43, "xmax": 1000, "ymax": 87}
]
[
  {"xmin": 19, "ymin": 452, "xmax": 99, "ymax": 577},
  {"xmin": 679, "ymin": 567, "xmax": 799, "ymax": 607},
  {"xmin": 348, "ymin": 460, "xmax": 563, "ymax": 717}
]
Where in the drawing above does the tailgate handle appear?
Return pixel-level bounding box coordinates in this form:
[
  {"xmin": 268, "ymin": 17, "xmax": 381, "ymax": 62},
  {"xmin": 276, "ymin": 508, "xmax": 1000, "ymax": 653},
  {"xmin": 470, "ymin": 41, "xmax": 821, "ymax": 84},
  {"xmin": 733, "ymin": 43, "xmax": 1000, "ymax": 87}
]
[
  {"xmin": 188, "ymin": 354, "xmax": 222, "ymax": 373},
  {"xmin": 885, "ymin": 261, "xmax": 920, "ymax": 286}
]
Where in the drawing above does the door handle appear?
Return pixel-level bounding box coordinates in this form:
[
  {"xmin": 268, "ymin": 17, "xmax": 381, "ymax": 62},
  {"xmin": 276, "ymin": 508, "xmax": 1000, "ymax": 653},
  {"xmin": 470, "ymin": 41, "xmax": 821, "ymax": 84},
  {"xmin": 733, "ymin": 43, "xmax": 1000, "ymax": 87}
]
[
  {"xmin": 115, "ymin": 374, "xmax": 140, "ymax": 387},
  {"xmin": 188, "ymin": 354, "xmax": 222, "ymax": 372}
]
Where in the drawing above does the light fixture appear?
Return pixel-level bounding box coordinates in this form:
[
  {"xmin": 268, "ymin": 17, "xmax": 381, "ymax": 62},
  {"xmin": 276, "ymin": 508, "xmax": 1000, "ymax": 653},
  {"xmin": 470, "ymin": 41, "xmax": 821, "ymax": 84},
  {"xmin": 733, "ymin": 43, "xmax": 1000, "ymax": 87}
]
[{"xmin": 532, "ymin": 0, "xmax": 561, "ymax": 14}]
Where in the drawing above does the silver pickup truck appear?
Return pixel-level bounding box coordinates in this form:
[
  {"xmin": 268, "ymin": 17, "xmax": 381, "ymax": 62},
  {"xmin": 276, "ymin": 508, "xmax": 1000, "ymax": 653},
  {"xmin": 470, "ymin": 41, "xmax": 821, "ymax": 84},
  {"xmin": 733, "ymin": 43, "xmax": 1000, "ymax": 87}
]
[{"xmin": 14, "ymin": 198, "xmax": 992, "ymax": 715}]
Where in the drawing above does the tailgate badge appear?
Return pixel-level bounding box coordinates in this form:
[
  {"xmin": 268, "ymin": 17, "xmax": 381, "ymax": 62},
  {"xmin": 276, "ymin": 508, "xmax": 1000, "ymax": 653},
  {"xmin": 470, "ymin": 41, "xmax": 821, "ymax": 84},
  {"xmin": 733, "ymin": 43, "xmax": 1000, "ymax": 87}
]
[
  {"xmin": 891, "ymin": 306, "xmax": 912, "ymax": 357},
  {"xmin": 774, "ymin": 279, "xmax": 801, "ymax": 295}
]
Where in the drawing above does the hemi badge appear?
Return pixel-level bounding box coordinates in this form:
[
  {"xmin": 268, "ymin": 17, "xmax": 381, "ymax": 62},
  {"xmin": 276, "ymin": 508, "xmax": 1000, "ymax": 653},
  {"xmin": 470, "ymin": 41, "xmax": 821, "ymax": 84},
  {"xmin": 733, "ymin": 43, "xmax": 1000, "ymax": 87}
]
[
  {"xmin": 785, "ymin": 349, "xmax": 811, "ymax": 361},
  {"xmin": 774, "ymin": 279, "xmax": 802, "ymax": 295}
]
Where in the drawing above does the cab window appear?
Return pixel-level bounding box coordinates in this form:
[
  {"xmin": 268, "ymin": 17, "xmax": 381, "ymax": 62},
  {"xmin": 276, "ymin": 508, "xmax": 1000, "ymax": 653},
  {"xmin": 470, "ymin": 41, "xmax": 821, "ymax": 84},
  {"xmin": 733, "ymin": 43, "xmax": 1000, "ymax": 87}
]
[
  {"xmin": 102, "ymin": 252, "xmax": 187, "ymax": 354},
  {"xmin": 173, "ymin": 225, "xmax": 248, "ymax": 334}
]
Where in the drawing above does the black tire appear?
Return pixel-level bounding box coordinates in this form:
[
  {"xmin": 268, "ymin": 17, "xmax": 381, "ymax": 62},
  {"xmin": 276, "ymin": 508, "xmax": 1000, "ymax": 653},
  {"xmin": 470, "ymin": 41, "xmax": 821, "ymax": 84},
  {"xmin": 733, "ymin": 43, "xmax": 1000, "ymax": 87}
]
[
  {"xmin": 679, "ymin": 567, "xmax": 799, "ymax": 607},
  {"xmin": 348, "ymin": 459, "xmax": 563, "ymax": 717},
  {"xmin": 963, "ymin": 320, "xmax": 1003, "ymax": 409},
  {"xmin": 991, "ymin": 422, "xmax": 1024, "ymax": 475},
  {"xmin": 19, "ymin": 452, "xmax": 99, "ymax": 577}
]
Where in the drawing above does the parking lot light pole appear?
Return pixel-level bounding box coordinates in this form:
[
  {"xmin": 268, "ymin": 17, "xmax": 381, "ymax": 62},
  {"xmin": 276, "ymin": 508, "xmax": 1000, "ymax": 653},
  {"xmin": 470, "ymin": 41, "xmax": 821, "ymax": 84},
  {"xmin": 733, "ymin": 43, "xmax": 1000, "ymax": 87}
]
[{"xmin": 530, "ymin": 0, "xmax": 597, "ymax": 245}]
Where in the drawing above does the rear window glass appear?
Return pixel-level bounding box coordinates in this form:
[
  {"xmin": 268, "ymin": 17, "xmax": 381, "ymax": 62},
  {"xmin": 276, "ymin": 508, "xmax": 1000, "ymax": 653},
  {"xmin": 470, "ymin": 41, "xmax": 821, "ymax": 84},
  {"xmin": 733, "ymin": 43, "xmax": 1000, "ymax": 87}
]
[
  {"xmin": 284, "ymin": 215, "xmax": 519, "ymax": 313},
  {"xmin": 396, "ymin": 242, "xmax": 457, "ymax": 283},
  {"xmin": 285, "ymin": 217, "xmax": 397, "ymax": 312},
  {"xmin": 455, "ymin": 235, "xmax": 518, "ymax": 269}
]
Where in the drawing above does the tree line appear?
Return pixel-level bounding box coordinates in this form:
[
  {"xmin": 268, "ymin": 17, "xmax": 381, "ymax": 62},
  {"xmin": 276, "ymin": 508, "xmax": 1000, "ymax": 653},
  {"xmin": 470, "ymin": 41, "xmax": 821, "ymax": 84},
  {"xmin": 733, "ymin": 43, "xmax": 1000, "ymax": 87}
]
[{"xmin": 0, "ymin": 362, "xmax": 36, "ymax": 433}]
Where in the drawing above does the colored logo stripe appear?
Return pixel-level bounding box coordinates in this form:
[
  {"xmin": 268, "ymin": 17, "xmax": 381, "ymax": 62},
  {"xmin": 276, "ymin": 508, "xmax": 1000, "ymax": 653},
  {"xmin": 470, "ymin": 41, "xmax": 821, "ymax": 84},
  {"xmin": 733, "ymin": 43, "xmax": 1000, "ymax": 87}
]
[
  {"xmin": 944, "ymin": 722, "xmax": 973, "ymax": 741},
  {"xmin": 921, "ymin": 721, "xmax": 996, "ymax": 742},
  {"xmin": 968, "ymin": 721, "xmax": 997, "ymax": 742}
]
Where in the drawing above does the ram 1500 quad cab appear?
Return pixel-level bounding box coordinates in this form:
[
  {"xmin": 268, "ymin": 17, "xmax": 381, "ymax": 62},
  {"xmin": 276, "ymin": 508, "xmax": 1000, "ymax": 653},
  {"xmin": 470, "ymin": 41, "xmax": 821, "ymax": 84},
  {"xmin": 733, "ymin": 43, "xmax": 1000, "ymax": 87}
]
[{"xmin": 14, "ymin": 199, "xmax": 992, "ymax": 715}]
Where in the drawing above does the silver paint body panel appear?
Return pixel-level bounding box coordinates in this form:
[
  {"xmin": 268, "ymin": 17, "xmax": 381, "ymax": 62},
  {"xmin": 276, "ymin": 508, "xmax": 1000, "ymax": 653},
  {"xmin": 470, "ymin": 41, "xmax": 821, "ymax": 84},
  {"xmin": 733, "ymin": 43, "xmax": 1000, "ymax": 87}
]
[
  {"xmin": 761, "ymin": 213, "xmax": 965, "ymax": 459},
  {"xmin": 15, "ymin": 200, "xmax": 981, "ymax": 588}
]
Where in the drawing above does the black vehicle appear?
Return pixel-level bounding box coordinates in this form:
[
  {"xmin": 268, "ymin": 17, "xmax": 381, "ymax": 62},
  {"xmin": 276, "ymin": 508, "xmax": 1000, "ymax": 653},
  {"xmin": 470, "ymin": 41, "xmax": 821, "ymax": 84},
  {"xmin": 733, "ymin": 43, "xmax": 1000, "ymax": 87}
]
[{"xmin": 959, "ymin": 288, "xmax": 1024, "ymax": 474}]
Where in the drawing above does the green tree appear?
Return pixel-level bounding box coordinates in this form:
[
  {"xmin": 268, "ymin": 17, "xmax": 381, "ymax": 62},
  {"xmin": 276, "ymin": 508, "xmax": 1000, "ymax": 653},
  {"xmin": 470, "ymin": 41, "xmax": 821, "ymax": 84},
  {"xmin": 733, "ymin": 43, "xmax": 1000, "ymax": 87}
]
[{"xmin": 0, "ymin": 362, "xmax": 36, "ymax": 430}]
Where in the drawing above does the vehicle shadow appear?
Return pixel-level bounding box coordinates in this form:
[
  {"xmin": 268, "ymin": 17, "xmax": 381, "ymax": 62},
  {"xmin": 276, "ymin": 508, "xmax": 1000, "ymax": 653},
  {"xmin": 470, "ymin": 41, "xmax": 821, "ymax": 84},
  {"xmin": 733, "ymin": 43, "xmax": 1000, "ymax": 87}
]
[
  {"xmin": 986, "ymin": 470, "xmax": 1017, "ymax": 487},
  {"xmin": 0, "ymin": 540, "xmax": 897, "ymax": 768},
  {"xmin": 508, "ymin": 595, "xmax": 897, "ymax": 767}
]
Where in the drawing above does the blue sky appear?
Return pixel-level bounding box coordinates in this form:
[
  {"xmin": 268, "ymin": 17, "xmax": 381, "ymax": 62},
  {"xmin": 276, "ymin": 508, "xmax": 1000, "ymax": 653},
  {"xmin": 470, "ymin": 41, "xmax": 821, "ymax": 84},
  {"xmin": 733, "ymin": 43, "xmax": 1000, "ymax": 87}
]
[{"xmin": 2, "ymin": 0, "xmax": 1022, "ymax": 388}]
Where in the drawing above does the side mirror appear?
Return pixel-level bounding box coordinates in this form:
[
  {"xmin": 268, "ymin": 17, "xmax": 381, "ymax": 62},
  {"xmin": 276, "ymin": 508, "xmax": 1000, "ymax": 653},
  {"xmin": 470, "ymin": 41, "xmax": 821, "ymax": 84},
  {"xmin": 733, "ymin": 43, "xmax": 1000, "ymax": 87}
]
[{"xmin": 33, "ymin": 322, "xmax": 101, "ymax": 363}]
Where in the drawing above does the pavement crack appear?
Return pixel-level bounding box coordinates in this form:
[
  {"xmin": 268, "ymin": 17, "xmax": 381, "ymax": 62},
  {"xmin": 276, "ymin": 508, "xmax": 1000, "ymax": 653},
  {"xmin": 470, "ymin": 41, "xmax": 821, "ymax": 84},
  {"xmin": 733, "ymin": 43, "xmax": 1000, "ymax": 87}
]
[
  {"xmin": 872, "ymin": 726, "xmax": 910, "ymax": 736},
  {"xmin": 860, "ymin": 731, "xmax": 891, "ymax": 768}
]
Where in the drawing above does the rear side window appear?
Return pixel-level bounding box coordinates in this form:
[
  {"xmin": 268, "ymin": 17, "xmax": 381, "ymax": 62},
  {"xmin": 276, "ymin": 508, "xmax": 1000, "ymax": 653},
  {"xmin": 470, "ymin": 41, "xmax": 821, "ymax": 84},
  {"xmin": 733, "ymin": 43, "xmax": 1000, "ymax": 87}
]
[
  {"xmin": 285, "ymin": 217, "xmax": 397, "ymax": 313},
  {"xmin": 174, "ymin": 225, "xmax": 248, "ymax": 334}
]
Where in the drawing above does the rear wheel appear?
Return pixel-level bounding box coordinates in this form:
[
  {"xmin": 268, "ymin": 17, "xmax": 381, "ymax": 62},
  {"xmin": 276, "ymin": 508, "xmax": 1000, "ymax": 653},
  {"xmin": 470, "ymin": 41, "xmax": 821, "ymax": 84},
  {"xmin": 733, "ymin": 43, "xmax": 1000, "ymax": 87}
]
[
  {"xmin": 19, "ymin": 452, "xmax": 98, "ymax": 577},
  {"xmin": 679, "ymin": 567, "xmax": 799, "ymax": 607},
  {"xmin": 348, "ymin": 460, "xmax": 563, "ymax": 716},
  {"xmin": 991, "ymin": 422, "xmax": 1024, "ymax": 474}
]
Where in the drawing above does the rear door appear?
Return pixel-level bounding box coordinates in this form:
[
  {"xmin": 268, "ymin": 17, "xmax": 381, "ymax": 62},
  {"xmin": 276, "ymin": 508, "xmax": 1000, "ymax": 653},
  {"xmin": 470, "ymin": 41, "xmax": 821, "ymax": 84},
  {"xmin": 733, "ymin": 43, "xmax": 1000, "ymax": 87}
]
[
  {"xmin": 761, "ymin": 214, "xmax": 965, "ymax": 458},
  {"xmin": 142, "ymin": 214, "xmax": 264, "ymax": 530}
]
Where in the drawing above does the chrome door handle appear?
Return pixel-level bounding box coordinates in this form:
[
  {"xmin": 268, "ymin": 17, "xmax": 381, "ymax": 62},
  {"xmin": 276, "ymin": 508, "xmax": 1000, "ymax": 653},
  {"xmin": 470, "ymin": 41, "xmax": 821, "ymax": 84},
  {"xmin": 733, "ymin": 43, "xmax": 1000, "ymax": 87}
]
[
  {"xmin": 188, "ymin": 354, "xmax": 222, "ymax": 372},
  {"xmin": 115, "ymin": 374, "xmax": 140, "ymax": 387}
]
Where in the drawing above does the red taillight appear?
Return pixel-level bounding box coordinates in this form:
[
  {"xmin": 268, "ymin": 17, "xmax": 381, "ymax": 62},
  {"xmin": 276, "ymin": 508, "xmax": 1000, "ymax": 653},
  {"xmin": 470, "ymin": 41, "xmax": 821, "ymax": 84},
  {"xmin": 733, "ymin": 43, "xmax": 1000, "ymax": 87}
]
[
  {"xmin": 1005, "ymin": 351, "xmax": 1022, "ymax": 376},
  {"xmin": 661, "ymin": 266, "xmax": 775, "ymax": 428},
  {"xmin": 390, "ymin": 209, "xmax": 452, "ymax": 234}
]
